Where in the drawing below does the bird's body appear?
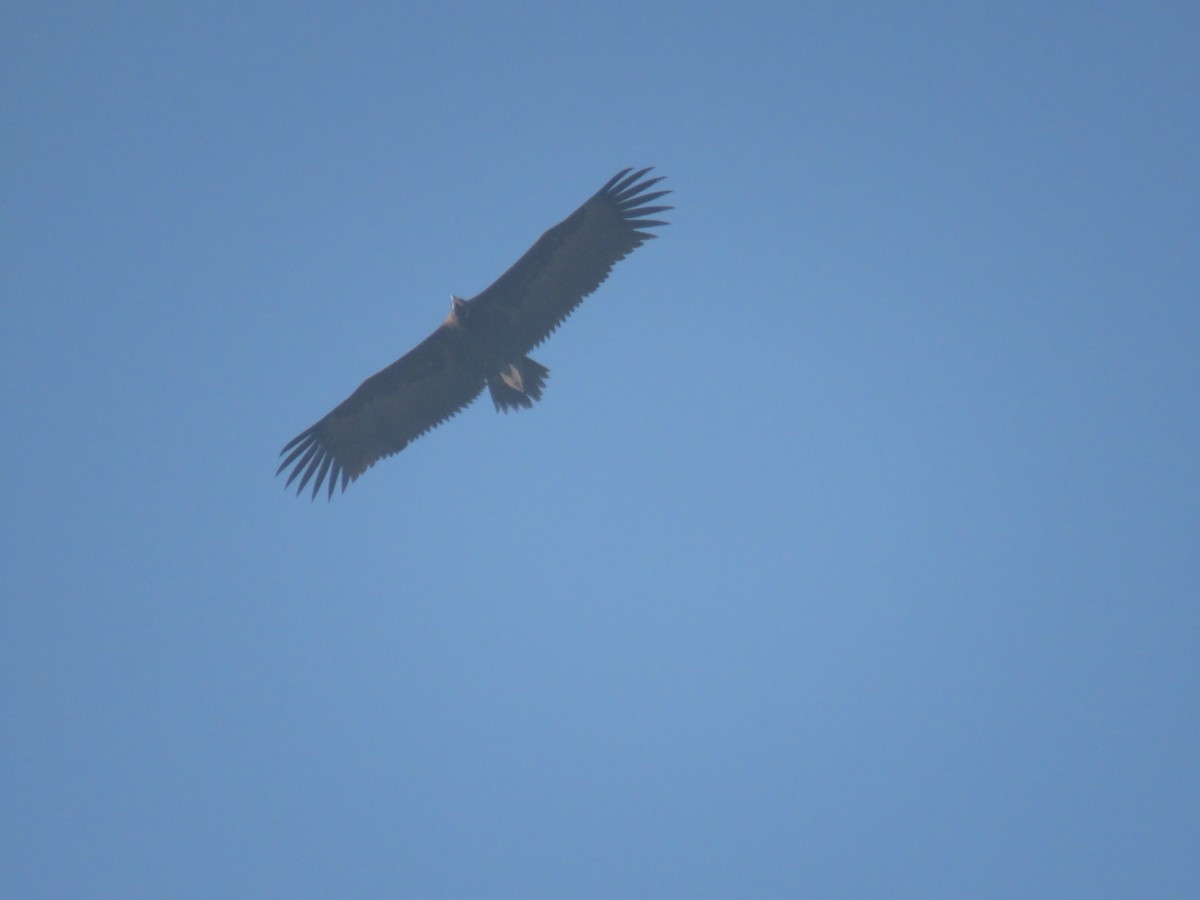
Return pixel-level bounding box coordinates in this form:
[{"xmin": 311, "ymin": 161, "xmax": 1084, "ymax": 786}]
[{"xmin": 277, "ymin": 167, "xmax": 670, "ymax": 499}]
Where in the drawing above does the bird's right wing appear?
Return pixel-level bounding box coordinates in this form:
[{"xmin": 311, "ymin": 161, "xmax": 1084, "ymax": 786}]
[{"xmin": 277, "ymin": 327, "xmax": 485, "ymax": 499}]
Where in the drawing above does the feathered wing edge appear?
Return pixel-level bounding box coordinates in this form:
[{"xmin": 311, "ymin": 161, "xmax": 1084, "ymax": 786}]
[
  {"xmin": 276, "ymin": 381, "xmax": 488, "ymax": 501},
  {"xmin": 544, "ymin": 166, "xmax": 673, "ymax": 318},
  {"xmin": 557, "ymin": 165, "xmax": 673, "ymax": 327},
  {"xmin": 597, "ymin": 166, "xmax": 674, "ymax": 240},
  {"xmin": 276, "ymin": 334, "xmax": 488, "ymax": 500},
  {"xmin": 276, "ymin": 424, "xmax": 351, "ymax": 501},
  {"xmin": 471, "ymin": 167, "xmax": 672, "ymax": 355}
]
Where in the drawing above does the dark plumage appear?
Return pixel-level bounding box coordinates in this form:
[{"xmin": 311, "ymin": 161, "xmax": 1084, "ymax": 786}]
[{"xmin": 277, "ymin": 167, "xmax": 671, "ymax": 499}]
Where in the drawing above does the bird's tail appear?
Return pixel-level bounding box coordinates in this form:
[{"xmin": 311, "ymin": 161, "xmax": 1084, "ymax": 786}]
[{"xmin": 488, "ymin": 356, "xmax": 549, "ymax": 412}]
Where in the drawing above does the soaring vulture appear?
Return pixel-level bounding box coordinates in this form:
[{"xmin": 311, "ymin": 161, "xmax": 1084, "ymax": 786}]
[{"xmin": 277, "ymin": 167, "xmax": 671, "ymax": 499}]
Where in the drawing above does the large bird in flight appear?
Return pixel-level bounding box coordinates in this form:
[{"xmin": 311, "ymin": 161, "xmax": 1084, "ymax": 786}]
[{"xmin": 277, "ymin": 167, "xmax": 671, "ymax": 499}]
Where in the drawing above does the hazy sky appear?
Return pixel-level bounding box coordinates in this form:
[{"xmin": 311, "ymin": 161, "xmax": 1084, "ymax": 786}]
[{"xmin": 3, "ymin": 2, "xmax": 1198, "ymax": 897}]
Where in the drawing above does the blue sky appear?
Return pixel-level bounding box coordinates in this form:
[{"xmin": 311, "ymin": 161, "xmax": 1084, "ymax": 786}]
[{"xmin": 3, "ymin": 2, "xmax": 1198, "ymax": 896}]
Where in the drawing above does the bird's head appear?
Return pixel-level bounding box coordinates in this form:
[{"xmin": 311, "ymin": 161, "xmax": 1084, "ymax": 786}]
[{"xmin": 449, "ymin": 295, "xmax": 470, "ymax": 325}]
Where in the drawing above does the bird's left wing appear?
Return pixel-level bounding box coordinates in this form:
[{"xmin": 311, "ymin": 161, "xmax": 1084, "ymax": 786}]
[{"xmin": 469, "ymin": 168, "xmax": 671, "ymax": 356}]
